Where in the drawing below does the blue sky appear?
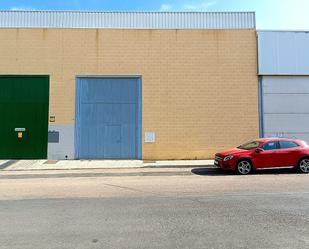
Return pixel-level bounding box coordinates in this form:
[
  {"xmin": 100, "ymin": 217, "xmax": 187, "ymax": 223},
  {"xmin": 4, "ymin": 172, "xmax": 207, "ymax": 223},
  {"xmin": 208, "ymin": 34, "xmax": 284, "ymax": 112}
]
[{"xmin": 1, "ymin": 0, "xmax": 308, "ymax": 29}]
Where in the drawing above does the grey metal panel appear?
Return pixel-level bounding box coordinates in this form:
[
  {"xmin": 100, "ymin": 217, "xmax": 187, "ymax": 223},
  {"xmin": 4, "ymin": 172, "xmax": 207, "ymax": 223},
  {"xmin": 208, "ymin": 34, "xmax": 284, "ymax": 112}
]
[
  {"xmin": 263, "ymin": 76, "xmax": 309, "ymax": 93},
  {"xmin": 263, "ymin": 76, "xmax": 309, "ymax": 113},
  {"xmin": 75, "ymin": 77, "xmax": 142, "ymax": 159},
  {"xmin": 0, "ymin": 11, "xmax": 255, "ymax": 29},
  {"xmin": 264, "ymin": 114, "xmax": 309, "ymax": 133},
  {"xmin": 262, "ymin": 76, "xmax": 309, "ymax": 143},
  {"xmin": 264, "ymin": 133, "xmax": 309, "ymax": 143},
  {"xmin": 263, "ymin": 94, "xmax": 309, "ymax": 113},
  {"xmin": 258, "ymin": 31, "xmax": 309, "ymax": 75}
]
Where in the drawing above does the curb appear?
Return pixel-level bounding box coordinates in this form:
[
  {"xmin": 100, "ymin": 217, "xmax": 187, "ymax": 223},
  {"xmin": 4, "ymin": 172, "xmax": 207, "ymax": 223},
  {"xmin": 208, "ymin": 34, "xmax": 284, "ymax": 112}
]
[
  {"xmin": 0, "ymin": 165, "xmax": 215, "ymax": 172},
  {"xmin": 0, "ymin": 160, "xmax": 215, "ymax": 172},
  {"xmin": 142, "ymin": 165, "xmax": 215, "ymax": 169}
]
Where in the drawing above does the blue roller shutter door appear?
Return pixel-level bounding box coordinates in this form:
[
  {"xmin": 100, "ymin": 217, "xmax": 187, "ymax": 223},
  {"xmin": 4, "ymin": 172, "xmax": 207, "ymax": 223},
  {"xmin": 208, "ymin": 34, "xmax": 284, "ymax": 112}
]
[{"xmin": 76, "ymin": 77, "xmax": 139, "ymax": 159}]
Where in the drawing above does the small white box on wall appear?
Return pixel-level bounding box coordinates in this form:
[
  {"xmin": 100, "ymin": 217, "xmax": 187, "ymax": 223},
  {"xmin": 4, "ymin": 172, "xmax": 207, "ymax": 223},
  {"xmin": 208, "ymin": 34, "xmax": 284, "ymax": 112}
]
[{"xmin": 145, "ymin": 132, "xmax": 156, "ymax": 143}]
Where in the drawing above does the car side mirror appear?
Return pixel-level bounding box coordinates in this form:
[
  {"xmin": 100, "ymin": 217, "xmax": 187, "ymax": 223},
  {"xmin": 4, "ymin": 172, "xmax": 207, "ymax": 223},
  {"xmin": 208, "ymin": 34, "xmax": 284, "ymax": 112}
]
[{"xmin": 255, "ymin": 148, "xmax": 264, "ymax": 154}]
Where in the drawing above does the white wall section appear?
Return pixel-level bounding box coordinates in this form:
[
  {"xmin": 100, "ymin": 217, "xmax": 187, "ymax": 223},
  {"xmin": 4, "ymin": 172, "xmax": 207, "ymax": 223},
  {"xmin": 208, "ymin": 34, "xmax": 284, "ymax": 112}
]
[
  {"xmin": 258, "ymin": 31, "xmax": 309, "ymax": 75},
  {"xmin": 48, "ymin": 125, "xmax": 75, "ymax": 160}
]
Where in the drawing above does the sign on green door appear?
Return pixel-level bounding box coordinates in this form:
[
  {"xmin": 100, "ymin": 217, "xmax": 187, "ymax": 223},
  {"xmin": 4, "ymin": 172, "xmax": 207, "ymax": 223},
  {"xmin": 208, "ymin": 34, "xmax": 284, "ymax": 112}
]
[{"xmin": 0, "ymin": 76, "xmax": 49, "ymax": 159}]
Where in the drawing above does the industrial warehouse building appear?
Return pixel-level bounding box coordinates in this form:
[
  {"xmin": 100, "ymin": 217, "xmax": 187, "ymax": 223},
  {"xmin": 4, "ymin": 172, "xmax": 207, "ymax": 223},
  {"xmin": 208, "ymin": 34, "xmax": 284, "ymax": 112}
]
[
  {"xmin": 0, "ymin": 11, "xmax": 259, "ymax": 160},
  {"xmin": 258, "ymin": 31, "xmax": 309, "ymax": 143}
]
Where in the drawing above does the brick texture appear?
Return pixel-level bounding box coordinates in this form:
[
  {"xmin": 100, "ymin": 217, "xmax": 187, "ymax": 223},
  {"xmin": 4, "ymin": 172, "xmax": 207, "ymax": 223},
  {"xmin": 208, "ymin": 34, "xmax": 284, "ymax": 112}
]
[{"xmin": 0, "ymin": 29, "xmax": 259, "ymax": 159}]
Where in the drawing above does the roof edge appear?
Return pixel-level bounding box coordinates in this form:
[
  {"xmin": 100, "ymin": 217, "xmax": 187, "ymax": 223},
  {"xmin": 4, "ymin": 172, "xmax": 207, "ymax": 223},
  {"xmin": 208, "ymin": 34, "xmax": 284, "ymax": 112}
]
[
  {"xmin": 0, "ymin": 10, "xmax": 256, "ymax": 14},
  {"xmin": 257, "ymin": 29, "xmax": 309, "ymax": 33},
  {"xmin": 0, "ymin": 11, "xmax": 256, "ymax": 30}
]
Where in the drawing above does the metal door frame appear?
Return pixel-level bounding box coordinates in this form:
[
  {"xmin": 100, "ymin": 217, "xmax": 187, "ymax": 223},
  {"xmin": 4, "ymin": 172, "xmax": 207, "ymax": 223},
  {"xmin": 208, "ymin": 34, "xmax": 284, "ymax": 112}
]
[
  {"xmin": 258, "ymin": 76, "xmax": 264, "ymax": 138},
  {"xmin": 74, "ymin": 75, "xmax": 142, "ymax": 160}
]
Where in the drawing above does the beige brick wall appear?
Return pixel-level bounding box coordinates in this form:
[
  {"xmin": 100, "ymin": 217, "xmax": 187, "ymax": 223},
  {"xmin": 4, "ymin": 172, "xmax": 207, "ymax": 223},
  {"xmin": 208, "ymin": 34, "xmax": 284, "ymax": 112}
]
[{"xmin": 0, "ymin": 28, "xmax": 259, "ymax": 159}]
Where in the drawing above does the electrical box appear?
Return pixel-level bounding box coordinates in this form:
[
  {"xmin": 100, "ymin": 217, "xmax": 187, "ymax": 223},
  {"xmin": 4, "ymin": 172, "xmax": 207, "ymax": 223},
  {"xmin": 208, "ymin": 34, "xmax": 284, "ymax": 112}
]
[{"xmin": 145, "ymin": 132, "xmax": 156, "ymax": 143}]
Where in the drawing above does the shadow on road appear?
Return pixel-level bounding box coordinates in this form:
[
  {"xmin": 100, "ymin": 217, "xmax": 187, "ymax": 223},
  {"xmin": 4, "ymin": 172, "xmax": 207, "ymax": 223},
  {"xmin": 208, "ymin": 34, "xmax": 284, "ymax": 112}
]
[
  {"xmin": 191, "ymin": 167, "xmax": 297, "ymax": 176},
  {"xmin": 191, "ymin": 168, "xmax": 231, "ymax": 176}
]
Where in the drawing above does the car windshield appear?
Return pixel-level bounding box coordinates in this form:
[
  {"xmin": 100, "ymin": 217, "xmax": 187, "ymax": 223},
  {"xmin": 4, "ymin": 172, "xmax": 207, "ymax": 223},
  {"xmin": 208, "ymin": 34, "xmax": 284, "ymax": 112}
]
[{"xmin": 237, "ymin": 141, "xmax": 261, "ymax": 150}]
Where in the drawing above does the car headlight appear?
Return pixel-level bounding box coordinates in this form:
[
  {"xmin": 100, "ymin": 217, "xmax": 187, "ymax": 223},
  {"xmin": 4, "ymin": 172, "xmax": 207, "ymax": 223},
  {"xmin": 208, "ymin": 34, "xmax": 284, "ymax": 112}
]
[{"xmin": 224, "ymin": 155, "xmax": 234, "ymax": 161}]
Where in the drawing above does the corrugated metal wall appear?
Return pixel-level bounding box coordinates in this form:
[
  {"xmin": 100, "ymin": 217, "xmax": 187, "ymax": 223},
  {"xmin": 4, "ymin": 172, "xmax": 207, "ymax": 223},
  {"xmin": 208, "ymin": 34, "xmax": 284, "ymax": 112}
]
[
  {"xmin": 0, "ymin": 11, "xmax": 255, "ymax": 29},
  {"xmin": 258, "ymin": 31, "xmax": 309, "ymax": 143},
  {"xmin": 258, "ymin": 31, "xmax": 309, "ymax": 75},
  {"xmin": 261, "ymin": 76, "xmax": 309, "ymax": 143}
]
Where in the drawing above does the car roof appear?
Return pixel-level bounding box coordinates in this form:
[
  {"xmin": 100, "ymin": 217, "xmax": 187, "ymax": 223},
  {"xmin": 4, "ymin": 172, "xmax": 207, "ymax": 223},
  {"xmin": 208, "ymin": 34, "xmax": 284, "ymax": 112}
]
[{"xmin": 255, "ymin": 138, "xmax": 305, "ymax": 143}]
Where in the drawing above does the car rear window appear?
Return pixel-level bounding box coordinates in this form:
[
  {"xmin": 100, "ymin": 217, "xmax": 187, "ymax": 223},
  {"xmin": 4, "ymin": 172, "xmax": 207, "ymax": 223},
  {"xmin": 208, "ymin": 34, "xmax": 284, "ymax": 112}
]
[{"xmin": 279, "ymin": 141, "xmax": 299, "ymax": 149}]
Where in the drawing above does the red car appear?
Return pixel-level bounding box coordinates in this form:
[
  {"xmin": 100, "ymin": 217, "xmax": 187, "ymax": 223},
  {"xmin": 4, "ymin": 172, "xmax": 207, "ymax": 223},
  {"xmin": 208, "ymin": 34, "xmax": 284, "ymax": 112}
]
[{"xmin": 215, "ymin": 138, "xmax": 309, "ymax": 175}]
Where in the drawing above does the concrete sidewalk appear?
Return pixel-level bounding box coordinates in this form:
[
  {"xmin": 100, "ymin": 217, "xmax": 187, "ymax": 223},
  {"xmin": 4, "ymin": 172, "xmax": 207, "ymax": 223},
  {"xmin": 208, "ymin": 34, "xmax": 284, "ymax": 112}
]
[{"xmin": 0, "ymin": 159, "xmax": 214, "ymax": 171}]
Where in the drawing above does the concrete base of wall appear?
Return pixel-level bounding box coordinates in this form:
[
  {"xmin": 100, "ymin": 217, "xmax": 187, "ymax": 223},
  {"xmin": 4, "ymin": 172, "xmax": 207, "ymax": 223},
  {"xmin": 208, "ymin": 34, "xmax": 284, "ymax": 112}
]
[{"xmin": 47, "ymin": 125, "xmax": 74, "ymax": 160}]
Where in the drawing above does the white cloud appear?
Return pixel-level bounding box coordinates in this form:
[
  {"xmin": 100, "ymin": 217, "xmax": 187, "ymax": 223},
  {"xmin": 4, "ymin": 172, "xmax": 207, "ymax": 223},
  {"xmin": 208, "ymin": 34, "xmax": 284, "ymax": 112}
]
[
  {"xmin": 183, "ymin": 1, "xmax": 217, "ymax": 11},
  {"xmin": 201, "ymin": 1, "xmax": 217, "ymax": 9},
  {"xmin": 159, "ymin": 1, "xmax": 217, "ymax": 12},
  {"xmin": 183, "ymin": 4, "xmax": 197, "ymax": 10},
  {"xmin": 160, "ymin": 4, "xmax": 173, "ymax": 11},
  {"xmin": 10, "ymin": 6, "xmax": 36, "ymax": 11}
]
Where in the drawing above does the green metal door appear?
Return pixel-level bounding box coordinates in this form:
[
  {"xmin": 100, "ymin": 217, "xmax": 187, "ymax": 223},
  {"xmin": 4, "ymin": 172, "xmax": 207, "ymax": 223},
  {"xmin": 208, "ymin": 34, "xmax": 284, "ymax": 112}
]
[{"xmin": 0, "ymin": 76, "xmax": 49, "ymax": 159}]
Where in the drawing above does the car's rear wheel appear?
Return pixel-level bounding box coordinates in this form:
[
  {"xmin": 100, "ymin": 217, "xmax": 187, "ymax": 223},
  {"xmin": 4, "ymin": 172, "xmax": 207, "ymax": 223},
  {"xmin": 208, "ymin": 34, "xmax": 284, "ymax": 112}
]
[
  {"xmin": 236, "ymin": 160, "xmax": 252, "ymax": 175},
  {"xmin": 299, "ymin": 158, "xmax": 309, "ymax": 173}
]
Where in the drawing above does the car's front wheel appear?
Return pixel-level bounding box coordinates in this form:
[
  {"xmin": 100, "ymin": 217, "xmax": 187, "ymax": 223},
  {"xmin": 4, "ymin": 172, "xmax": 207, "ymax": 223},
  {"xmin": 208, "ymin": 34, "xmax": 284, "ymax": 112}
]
[
  {"xmin": 298, "ymin": 158, "xmax": 309, "ymax": 173},
  {"xmin": 236, "ymin": 160, "xmax": 252, "ymax": 175}
]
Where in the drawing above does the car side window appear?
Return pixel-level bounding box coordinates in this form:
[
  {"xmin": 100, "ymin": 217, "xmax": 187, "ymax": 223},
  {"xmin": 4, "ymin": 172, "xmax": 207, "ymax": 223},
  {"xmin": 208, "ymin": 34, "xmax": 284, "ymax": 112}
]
[
  {"xmin": 279, "ymin": 141, "xmax": 299, "ymax": 149},
  {"xmin": 262, "ymin": 141, "xmax": 278, "ymax": 151}
]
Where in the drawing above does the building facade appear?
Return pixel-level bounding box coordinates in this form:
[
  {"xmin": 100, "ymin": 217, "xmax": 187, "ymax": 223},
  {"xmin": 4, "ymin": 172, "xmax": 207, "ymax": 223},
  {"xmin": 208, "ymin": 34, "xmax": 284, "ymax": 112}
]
[
  {"xmin": 258, "ymin": 31, "xmax": 309, "ymax": 143},
  {"xmin": 0, "ymin": 11, "xmax": 259, "ymax": 160}
]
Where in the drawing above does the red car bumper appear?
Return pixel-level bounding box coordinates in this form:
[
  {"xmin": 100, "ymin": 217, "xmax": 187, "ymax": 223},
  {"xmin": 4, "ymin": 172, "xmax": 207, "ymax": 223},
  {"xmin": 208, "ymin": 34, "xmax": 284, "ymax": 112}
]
[{"xmin": 214, "ymin": 158, "xmax": 236, "ymax": 171}]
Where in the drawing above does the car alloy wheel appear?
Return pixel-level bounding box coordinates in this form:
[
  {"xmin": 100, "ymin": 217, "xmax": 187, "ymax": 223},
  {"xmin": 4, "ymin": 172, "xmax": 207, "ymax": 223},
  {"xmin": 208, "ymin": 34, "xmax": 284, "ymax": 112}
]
[
  {"xmin": 299, "ymin": 158, "xmax": 309, "ymax": 173},
  {"xmin": 237, "ymin": 160, "xmax": 252, "ymax": 175}
]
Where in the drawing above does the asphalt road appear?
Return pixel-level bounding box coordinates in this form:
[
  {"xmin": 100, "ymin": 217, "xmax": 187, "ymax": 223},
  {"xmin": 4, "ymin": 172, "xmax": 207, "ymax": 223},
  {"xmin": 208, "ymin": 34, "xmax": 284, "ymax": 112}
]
[{"xmin": 0, "ymin": 168, "xmax": 308, "ymax": 249}]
